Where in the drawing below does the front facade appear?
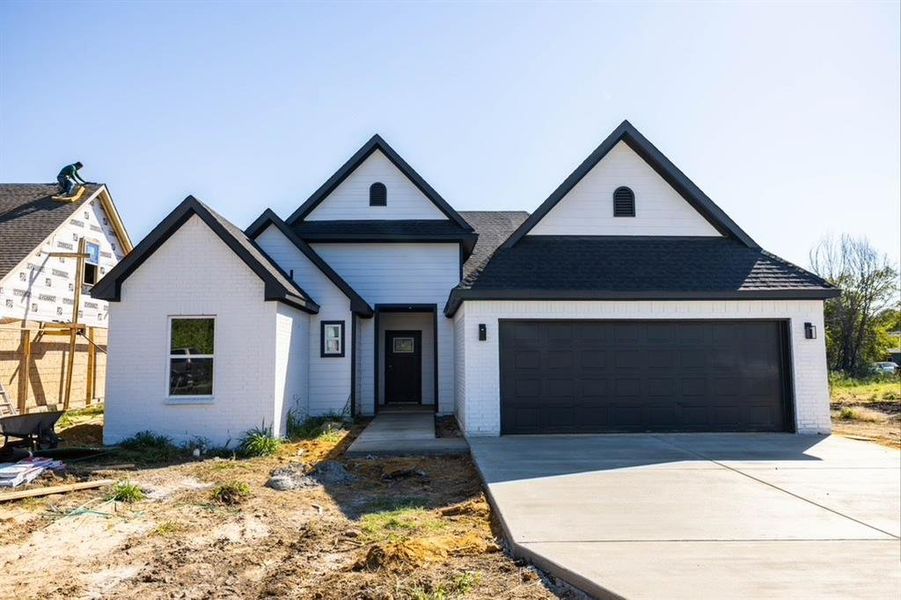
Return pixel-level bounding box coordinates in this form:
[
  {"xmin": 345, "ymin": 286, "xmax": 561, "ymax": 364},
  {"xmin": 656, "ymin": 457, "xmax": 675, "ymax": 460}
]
[{"xmin": 95, "ymin": 123, "xmax": 838, "ymax": 446}]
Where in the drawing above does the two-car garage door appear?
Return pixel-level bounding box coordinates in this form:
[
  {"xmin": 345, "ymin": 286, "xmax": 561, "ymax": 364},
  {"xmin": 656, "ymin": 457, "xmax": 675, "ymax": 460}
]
[{"xmin": 499, "ymin": 320, "xmax": 793, "ymax": 434}]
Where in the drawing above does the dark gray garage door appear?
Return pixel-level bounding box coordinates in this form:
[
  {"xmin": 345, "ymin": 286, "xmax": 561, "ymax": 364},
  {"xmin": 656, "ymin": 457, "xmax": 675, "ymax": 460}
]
[{"xmin": 499, "ymin": 320, "xmax": 792, "ymax": 434}]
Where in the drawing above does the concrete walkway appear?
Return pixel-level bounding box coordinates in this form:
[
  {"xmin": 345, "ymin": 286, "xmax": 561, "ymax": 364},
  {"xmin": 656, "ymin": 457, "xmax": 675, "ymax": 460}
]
[
  {"xmin": 346, "ymin": 411, "xmax": 468, "ymax": 456},
  {"xmin": 469, "ymin": 434, "xmax": 901, "ymax": 599}
]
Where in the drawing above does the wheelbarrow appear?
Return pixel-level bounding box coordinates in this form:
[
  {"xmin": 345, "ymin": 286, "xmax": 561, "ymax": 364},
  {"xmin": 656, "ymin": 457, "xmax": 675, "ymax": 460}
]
[{"xmin": 0, "ymin": 411, "xmax": 63, "ymax": 454}]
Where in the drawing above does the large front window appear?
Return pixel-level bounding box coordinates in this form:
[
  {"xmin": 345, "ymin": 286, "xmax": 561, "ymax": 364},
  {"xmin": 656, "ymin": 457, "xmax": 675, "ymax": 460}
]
[{"xmin": 168, "ymin": 317, "xmax": 214, "ymax": 396}]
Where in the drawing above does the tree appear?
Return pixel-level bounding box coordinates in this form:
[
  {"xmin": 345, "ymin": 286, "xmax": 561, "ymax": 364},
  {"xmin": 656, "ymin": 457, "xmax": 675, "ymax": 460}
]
[{"xmin": 809, "ymin": 235, "xmax": 899, "ymax": 375}]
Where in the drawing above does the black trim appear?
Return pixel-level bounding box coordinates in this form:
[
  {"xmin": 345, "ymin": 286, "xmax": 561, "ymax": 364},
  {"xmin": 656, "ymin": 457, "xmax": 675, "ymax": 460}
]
[
  {"xmin": 92, "ymin": 196, "xmax": 319, "ymax": 314},
  {"xmin": 320, "ymin": 320, "xmax": 345, "ymax": 357},
  {"xmin": 245, "ymin": 209, "xmax": 373, "ymax": 317},
  {"xmin": 373, "ymin": 310, "xmax": 380, "ymax": 415},
  {"xmin": 779, "ymin": 320, "xmax": 797, "ymax": 432},
  {"xmin": 432, "ymin": 304, "xmax": 438, "ymax": 414},
  {"xmin": 350, "ymin": 315, "xmax": 357, "ymax": 418},
  {"xmin": 502, "ymin": 120, "xmax": 759, "ymax": 249},
  {"xmin": 292, "ymin": 231, "xmax": 478, "ymax": 259},
  {"xmin": 369, "ymin": 182, "xmax": 387, "ymax": 206},
  {"xmin": 285, "ymin": 134, "xmax": 474, "ymax": 232},
  {"xmin": 445, "ymin": 287, "xmax": 841, "ymax": 316}
]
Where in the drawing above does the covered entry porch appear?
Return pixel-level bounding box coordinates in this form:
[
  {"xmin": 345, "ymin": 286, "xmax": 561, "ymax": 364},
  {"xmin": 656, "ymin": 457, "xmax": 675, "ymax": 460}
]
[{"xmin": 374, "ymin": 304, "xmax": 438, "ymax": 414}]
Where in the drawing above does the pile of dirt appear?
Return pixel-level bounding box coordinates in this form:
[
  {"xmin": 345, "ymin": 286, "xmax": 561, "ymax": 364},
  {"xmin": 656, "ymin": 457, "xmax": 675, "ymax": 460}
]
[
  {"xmin": 440, "ymin": 498, "xmax": 492, "ymax": 519},
  {"xmin": 353, "ymin": 533, "xmax": 500, "ymax": 572},
  {"xmin": 267, "ymin": 460, "xmax": 356, "ymax": 491}
]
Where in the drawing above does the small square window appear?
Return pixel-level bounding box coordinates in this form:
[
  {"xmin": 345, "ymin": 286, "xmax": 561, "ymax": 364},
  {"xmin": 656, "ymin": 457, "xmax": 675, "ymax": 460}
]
[{"xmin": 320, "ymin": 321, "xmax": 345, "ymax": 357}]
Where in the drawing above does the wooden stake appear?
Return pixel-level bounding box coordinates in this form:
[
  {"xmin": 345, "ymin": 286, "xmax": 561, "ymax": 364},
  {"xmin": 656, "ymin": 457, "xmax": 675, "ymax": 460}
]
[
  {"xmin": 63, "ymin": 238, "xmax": 87, "ymax": 410},
  {"xmin": 0, "ymin": 479, "xmax": 114, "ymax": 502},
  {"xmin": 18, "ymin": 328, "xmax": 32, "ymax": 414},
  {"xmin": 86, "ymin": 326, "xmax": 96, "ymax": 405}
]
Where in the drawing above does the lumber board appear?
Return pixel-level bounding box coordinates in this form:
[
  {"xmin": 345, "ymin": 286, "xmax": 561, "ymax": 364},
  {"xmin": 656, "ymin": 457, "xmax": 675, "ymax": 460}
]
[{"xmin": 0, "ymin": 479, "xmax": 114, "ymax": 502}]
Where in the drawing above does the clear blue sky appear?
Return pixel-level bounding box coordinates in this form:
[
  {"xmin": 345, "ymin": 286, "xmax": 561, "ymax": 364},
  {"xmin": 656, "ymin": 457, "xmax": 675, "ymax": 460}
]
[{"xmin": 2, "ymin": 1, "xmax": 898, "ymax": 267}]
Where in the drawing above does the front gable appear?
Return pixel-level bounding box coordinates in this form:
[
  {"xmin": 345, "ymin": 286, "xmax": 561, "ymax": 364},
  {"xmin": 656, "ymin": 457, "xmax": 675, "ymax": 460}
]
[
  {"xmin": 529, "ymin": 141, "xmax": 722, "ymax": 237},
  {"xmin": 286, "ymin": 135, "xmax": 473, "ymax": 230},
  {"xmin": 504, "ymin": 120, "xmax": 758, "ymax": 249}
]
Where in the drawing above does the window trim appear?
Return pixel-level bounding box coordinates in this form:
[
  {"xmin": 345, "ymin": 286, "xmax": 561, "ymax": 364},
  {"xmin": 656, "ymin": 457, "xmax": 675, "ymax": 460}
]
[
  {"xmin": 613, "ymin": 186, "xmax": 636, "ymax": 217},
  {"xmin": 369, "ymin": 182, "xmax": 387, "ymax": 207},
  {"xmin": 166, "ymin": 315, "xmax": 215, "ymax": 400},
  {"xmin": 320, "ymin": 320, "xmax": 346, "ymax": 357}
]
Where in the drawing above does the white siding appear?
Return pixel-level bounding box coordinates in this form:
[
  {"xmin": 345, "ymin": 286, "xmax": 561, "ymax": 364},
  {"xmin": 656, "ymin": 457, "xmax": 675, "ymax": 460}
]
[
  {"xmin": 306, "ymin": 149, "xmax": 447, "ymax": 221},
  {"xmin": 274, "ymin": 303, "xmax": 309, "ymax": 437},
  {"xmin": 104, "ymin": 215, "xmax": 282, "ymax": 448},
  {"xmin": 0, "ymin": 191, "xmax": 127, "ymax": 328},
  {"xmin": 529, "ymin": 141, "xmax": 722, "ymax": 237},
  {"xmin": 378, "ymin": 312, "xmax": 435, "ymax": 405},
  {"xmin": 313, "ymin": 242, "xmax": 458, "ymax": 414},
  {"xmin": 255, "ymin": 225, "xmax": 354, "ymax": 416},
  {"xmin": 458, "ymin": 300, "xmax": 830, "ymax": 437}
]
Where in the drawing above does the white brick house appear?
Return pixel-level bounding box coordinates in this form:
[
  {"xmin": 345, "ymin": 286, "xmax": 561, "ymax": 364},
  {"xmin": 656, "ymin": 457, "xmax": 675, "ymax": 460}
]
[{"xmin": 94, "ymin": 122, "xmax": 838, "ymax": 446}]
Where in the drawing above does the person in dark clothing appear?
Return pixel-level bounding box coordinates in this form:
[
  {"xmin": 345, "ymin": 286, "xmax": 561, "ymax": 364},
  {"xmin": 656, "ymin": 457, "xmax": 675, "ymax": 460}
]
[{"xmin": 57, "ymin": 162, "xmax": 85, "ymax": 196}]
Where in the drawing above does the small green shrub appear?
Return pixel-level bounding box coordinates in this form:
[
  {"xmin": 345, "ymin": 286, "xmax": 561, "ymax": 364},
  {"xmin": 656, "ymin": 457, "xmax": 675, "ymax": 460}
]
[
  {"xmin": 286, "ymin": 410, "xmax": 350, "ymax": 442},
  {"xmin": 117, "ymin": 430, "xmax": 182, "ymax": 462},
  {"xmin": 109, "ymin": 480, "xmax": 145, "ymax": 503},
  {"xmin": 211, "ymin": 481, "xmax": 252, "ymax": 505},
  {"xmin": 239, "ymin": 426, "xmax": 282, "ymax": 457}
]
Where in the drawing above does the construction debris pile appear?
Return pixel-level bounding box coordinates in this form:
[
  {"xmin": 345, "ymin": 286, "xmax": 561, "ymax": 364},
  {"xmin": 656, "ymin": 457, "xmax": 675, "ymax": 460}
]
[{"xmin": 0, "ymin": 457, "xmax": 65, "ymax": 488}]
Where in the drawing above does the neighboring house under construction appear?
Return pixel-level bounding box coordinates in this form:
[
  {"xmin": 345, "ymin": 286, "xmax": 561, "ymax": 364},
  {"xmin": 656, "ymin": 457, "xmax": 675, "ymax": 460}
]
[{"xmin": 0, "ymin": 183, "xmax": 131, "ymax": 413}]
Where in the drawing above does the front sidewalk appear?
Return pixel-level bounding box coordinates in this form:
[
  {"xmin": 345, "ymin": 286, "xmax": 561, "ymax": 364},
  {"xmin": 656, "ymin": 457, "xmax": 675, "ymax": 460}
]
[{"xmin": 346, "ymin": 410, "xmax": 468, "ymax": 456}]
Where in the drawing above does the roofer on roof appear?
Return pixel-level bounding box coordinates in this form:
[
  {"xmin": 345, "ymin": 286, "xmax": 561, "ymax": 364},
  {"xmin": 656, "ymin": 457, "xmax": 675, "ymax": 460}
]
[{"xmin": 57, "ymin": 162, "xmax": 85, "ymax": 197}]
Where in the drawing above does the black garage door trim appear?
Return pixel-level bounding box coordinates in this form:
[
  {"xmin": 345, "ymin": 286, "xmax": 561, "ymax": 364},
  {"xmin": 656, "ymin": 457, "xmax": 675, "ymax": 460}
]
[{"xmin": 499, "ymin": 319, "xmax": 795, "ymax": 435}]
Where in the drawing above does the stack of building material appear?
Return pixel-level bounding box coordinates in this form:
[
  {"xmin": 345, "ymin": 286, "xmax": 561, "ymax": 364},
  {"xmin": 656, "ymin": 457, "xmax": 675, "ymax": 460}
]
[{"xmin": 0, "ymin": 457, "xmax": 65, "ymax": 488}]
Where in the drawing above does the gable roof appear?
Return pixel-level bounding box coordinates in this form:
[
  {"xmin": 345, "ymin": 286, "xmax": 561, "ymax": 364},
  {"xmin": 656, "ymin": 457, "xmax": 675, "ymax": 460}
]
[
  {"xmin": 502, "ymin": 120, "xmax": 758, "ymax": 249},
  {"xmin": 0, "ymin": 183, "xmax": 132, "ymax": 282},
  {"xmin": 246, "ymin": 209, "xmax": 373, "ymax": 317},
  {"xmin": 460, "ymin": 211, "xmax": 529, "ymax": 280},
  {"xmin": 445, "ymin": 236, "xmax": 839, "ymax": 316},
  {"xmin": 285, "ymin": 134, "xmax": 474, "ymax": 232},
  {"xmin": 92, "ymin": 196, "xmax": 319, "ymax": 313}
]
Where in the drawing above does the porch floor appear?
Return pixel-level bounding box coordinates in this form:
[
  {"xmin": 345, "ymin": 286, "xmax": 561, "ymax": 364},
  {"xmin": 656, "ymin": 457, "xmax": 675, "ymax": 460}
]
[{"xmin": 346, "ymin": 412, "xmax": 469, "ymax": 456}]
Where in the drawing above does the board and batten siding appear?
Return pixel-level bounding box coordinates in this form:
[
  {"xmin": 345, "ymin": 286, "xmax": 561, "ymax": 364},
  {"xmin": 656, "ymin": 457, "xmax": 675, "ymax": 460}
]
[
  {"xmin": 305, "ymin": 149, "xmax": 447, "ymax": 221},
  {"xmin": 104, "ymin": 215, "xmax": 293, "ymax": 447},
  {"xmin": 456, "ymin": 300, "xmax": 831, "ymax": 437},
  {"xmin": 529, "ymin": 141, "xmax": 722, "ymax": 237},
  {"xmin": 255, "ymin": 225, "xmax": 354, "ymax": 416},
  {"xmin": 311, "ymin": 242, "xmax": 459, "ymax": 414}
]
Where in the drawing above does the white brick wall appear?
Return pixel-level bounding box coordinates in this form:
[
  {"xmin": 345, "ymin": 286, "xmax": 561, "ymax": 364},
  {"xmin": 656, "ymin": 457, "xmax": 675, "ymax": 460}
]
[
  {"xmin": 104, "ymin": 215, "xmax": 289, "ymax": 447},
  {"xmin": 529, "ymin": 141, "xmax": 721, "ymax": 237},
  {"xmin": 453, "ymin": 308, "xmax": 467, "ymax": 431},
  {"xmin": 306, "ymin": 149, "xmax": 446, "ymax": 221},
  {"xmin": 458, "ymin": 300, "xmax": 831, "ymax": 436},
  {"xmin": 274, "ymin": 303, "xmax": 309, "ymax": 437}
]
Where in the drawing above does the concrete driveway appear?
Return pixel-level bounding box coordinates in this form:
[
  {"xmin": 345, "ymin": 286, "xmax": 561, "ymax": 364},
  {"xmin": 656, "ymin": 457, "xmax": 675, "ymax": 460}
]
[{"xmin": 469, "ymin": 434, "xmax": 900, "ymax": 599}]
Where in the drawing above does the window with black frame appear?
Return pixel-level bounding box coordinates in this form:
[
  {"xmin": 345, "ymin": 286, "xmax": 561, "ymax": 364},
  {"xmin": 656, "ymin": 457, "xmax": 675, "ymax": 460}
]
[{"xmin": 169, "ymin": 317, "xmax": 214, "ymax": 396}]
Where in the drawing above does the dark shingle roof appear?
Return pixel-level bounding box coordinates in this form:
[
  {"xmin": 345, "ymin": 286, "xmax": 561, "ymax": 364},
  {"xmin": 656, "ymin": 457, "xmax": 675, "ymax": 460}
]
[
  {"xmin": 93, "ymin": 196, "xmax": 319, "ymax": 313},
  {"xmin": 445, "ymin": 236, "xmax": 838, "ymax": 314},
  {"xmin": 460, "ymin": 211, "xmax": 529, "ymax": 279},
  {"xmin": 0, "ymin": 183, "xmax": 103, "ymax": 280}
]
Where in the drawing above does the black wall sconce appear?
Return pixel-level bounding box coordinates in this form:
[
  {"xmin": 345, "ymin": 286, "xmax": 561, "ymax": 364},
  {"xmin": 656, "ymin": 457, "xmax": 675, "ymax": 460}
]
[
  {"xmin": 478, "ymin": 324, "xmax": 487, "ymax": 341},
  {"xmin": 804, "ymin": 322, "xmax": 817, "ymax": 339}
]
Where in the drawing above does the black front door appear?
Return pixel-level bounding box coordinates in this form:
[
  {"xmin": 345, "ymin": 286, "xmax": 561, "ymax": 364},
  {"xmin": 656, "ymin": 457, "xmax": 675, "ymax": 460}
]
[{"xmin": 385, "ymin": 330, "xmax": 422, "ymax": 404}]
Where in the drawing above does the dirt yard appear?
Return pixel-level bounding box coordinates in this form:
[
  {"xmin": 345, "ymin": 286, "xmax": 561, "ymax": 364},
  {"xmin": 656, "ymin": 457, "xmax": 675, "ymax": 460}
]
[
  {"xmin": 0, "ymin": 412, "xmax": 575, "ymax": 600},
  {"xmin": 830, "ymin": 378, "xmax": 900, "ymax": 449}
]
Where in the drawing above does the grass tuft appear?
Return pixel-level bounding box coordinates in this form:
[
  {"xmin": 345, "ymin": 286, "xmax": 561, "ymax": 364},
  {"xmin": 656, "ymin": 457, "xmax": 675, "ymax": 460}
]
[
  {"xmin": 286, "ymin": 410, "xmax": 350, "ymax": 442},
  {"xmin": 117, "ymin": 430, "xmax": 182, "ymax": 463},
  {"xmin": 153, "ymin": 521, "xmax": 187, "ymax": 537},
  {"xmin": 360, "ymin": 500, "xmax": 445, "ymax": 543},
  {"xmin": 239, "ymin": 426, "xmax": 282, "ymax": 457},
  {"xmin": 109, "ymin": 480, "xmax": 145, "ymax": 503},
  {"xmin": 211, "ymin": 481, "xmax": 252, "ymax": 505}
]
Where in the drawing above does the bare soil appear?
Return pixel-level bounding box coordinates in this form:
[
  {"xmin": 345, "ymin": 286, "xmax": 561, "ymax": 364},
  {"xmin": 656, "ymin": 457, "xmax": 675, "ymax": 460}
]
[
  {"xmin": 0, "ymin": 414, "xmax": 574, "ymax": 600},
  {"xmin": 830, "ymin": 381, "xmax": 901, "ymax": 449}
]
